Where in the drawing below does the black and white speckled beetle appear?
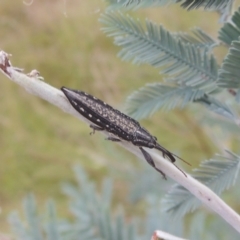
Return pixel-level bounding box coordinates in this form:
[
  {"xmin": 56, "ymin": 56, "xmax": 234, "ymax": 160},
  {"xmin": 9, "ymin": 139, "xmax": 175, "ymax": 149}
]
[{"xmin": 61, "ymin": 87, "xmax": 188, "ymax": 179}]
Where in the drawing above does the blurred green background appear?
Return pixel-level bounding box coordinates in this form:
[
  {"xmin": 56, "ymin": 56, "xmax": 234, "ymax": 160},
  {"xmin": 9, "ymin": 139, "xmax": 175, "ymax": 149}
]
[{"xmin": 0, "ymin": 0, "xmax": 229, "ymax": 233}]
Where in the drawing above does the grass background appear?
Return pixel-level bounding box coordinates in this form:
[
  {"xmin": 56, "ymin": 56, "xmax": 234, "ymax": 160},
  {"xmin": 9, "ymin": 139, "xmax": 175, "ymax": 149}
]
[{"xmin": 0, "ymin": 0, "xmax": 234, "ymax": 234}]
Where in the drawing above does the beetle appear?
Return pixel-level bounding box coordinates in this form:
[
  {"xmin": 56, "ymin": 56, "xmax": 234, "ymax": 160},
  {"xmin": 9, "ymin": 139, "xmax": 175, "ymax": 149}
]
[{"xmin": 61, "ymin": 87, "xmax": 188, "ymax": 179}]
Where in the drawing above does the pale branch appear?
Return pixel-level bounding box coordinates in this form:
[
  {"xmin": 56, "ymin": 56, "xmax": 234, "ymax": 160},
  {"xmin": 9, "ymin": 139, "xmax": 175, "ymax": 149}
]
[
  {"xmin": 1, "ymin": 50, "xmax": 240, "ymax": 233},
  {"xmin": 151, "ymin": 230, "xmax": 188, "ymax": 240}
]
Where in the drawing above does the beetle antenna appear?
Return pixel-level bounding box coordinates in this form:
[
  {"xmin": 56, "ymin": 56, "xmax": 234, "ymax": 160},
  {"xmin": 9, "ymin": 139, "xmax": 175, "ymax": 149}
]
[
  {"xmin": 155, "ymin": 143, "xmax": 191, "ymax": 166},
  {"xmin": 172, "ymin": 163, "xmax": 187, "ymax": 177}
]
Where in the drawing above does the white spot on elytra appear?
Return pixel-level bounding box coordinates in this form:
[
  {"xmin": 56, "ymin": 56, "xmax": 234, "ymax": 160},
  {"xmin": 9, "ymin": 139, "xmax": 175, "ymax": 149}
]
[
  {"xmin": 97, "ymin": 119, "xmax": 100, "ymax": 122},
  {"xmin": 80, "ymin": 108, "xmax": 84, "ymax": 112},
  {"xmin": 89, "ymin": 114, "xmax": 92, "ymax": 118},
  {"xmin": 106, "ymin": 125, "xmax": 109, "ymax": 128},
  {"xmin": 84, "ymin": 92, "xmax": 88, "ymax": 95},
  {"xmin": 72, "ymin": 101, "xmax": 77, "ymax": 105}
]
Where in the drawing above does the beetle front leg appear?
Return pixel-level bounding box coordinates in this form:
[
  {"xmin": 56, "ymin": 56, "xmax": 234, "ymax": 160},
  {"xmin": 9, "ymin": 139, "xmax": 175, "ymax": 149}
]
[
  {"xmin": 105, "ymin": 133, "xmax": 121, "ymax": 142},
  {"xmin": 106, "ymin": 136, "xmax": 121, "ymax": 142}
]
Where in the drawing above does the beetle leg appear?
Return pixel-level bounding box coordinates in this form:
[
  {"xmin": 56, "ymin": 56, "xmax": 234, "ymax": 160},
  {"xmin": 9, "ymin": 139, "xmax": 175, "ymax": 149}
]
[
  {"xmin": 105, "ymin": 133, "xmax": 121, "ymax": 142},
  {"xmin": 106, "ymin": 137, "xmax": 121, "ymax": 142},
  {"xmin": 89, "ymin": 124, "xmax": 104, "ymax": 135},
  {"xmin": 139, "ymin": 147, "xmax": 166, "ymax": 180}
]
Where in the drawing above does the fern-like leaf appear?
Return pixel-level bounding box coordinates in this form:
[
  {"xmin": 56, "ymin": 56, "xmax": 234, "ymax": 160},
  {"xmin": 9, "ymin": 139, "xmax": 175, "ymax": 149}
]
[
  {"xmin": 45, "ymin": 201, "xmax": 61, "ymax": 240},
  {"xmin": 125, "ymin": 83, "xmax": 207, "ymax": 119},
  {"xmin": 218, "ymin": 40, "xmax": 240, "ymax": 89},
  {"xmin": 195, "ymin": 94, "xmax": 236, "ymax": 120},
  {"xmin": 177, "ymin": 0, "xmax": 232, "ymax": 11},
  {"xmin": 105, "ymin": 0, "xmax": 177, "ymax": 10},
  {"xmin": 24, "ymin": 194, "xmax": 44, "ymax": 240},
  {"xmin": 62, "ymin": 165, "xmax": 141, "ymax": 240},
  {"xmin": 100, "ymin": 13, "xmax": 218, "ymax": 89},
  {"xmin": 129, "ymin": 160, "xmax": 172, "ymax": 203},
  {"xmin": 105, "ymin": 0, "xmax": 230, "ymax": 11},
  {"xmin": 175, "ymin": 28, "xmax": 217, "ymax": 49},
  {"xmin": 218, "ymin": 7, "xmax": 240, "ymax": 45},
  {"xmin": 162, "ymin": 150, "xmax": 240, "ymax": 219},
  {"xmin": 8, "ymin": 194, "xmax": 59, "ymax": 240},
  {"xmin": 8, "ymin": 211, "xmax": 32, "ymax": 240},
  {"xmin": 8, "ymin": 166, "xmax": 144, "ymax": 240},
  {"xmin": 217, "ymin": 0, "xmax": 234, "ymax": 23}
]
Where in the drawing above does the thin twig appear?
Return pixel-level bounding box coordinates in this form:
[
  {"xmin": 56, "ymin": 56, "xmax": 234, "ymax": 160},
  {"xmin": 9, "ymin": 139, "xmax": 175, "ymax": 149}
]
[
  {"xmin": 151, "ymin": 230, "xmax": 187, "ymax": 240},
  {"xmin": 1, "ymin": 51, "xmax": 240, "ymax": 234}
]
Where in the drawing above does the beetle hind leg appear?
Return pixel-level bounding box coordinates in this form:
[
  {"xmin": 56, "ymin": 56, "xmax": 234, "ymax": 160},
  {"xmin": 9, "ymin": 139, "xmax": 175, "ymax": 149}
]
[
  {"xmin": 105, "ymin": 133, "xmax": 121, "ymax": 142},
  {"xmin": 139, "ymin": 147, "xmax": 166, "ymax": 180}
]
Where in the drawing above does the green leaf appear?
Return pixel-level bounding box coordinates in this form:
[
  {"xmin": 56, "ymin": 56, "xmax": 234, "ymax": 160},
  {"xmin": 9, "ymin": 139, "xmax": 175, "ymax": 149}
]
[
  {"xmin": 45, "ymin": 201, "xmax": 61, "ymax": 240},
  {"xmin": 62, "ymin": 165, "xmax": 141, "ymax": 240},
  {"xmin": 218, "ymin": 7, "xmax": 240, "ymax": 45},
  {"xmin": 178, "ymin": 0, "xmax": 232, "ymax": 11},
  {"xmin": 217, "ymin": 0, "xmax": 234, "ymax": 23},
  {"xmin": 100, "ymin": 13, "xmax": 218, "ymax": 89},
  {"xmin": 218, "ymin": 40, "xmax": 240, "ymax": 88},
  {"xmin": 8, "ymin": 166, "xmax": 143, "ymax": 240},
  {"xmin": 195, "ymin": 94, "xmax": 236, "ymax": 120},
  {"xmin": 125, "ymin": 83, "xmax": 206, "ymax": 119},
  {"xmin": 8, "ymin": 194, "xmax": 44, "ymax": 240},
  {"xmin": 162, "ymin": 151, "xmax": 240, "ymax": 218},
  {"xmin": 129, "ymin": 161, "xmax": 171, "ymax": 203},
  {"xmin": 175, "ymin": 28, "xmax": 217, "ymax": 49},
  {"xmin": 8, "ymin": 212, "xmax": 31, "ymax": 240},
  {"xmin": 105, "ymin": 0, "xmax": 177, "ymax": 10},
  {"xmin": 105, "ymin": 0, "xmax": 231, "ymax": 12},
  {"xmin": 143, "ymin": 197, "xmax": 184, "ymax": 237},
  {"xmin": 188, "ymin": 212, "xmax": 207, "ymax": 240},
  {"xmin": 24, "ymin": 194, "xmax": 44, "ymax": 240}
]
